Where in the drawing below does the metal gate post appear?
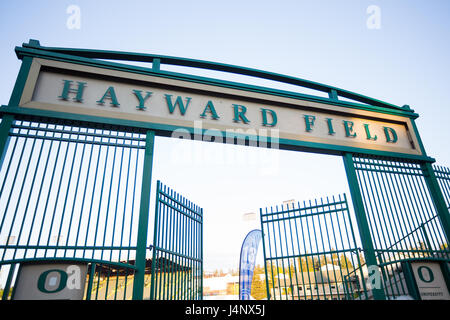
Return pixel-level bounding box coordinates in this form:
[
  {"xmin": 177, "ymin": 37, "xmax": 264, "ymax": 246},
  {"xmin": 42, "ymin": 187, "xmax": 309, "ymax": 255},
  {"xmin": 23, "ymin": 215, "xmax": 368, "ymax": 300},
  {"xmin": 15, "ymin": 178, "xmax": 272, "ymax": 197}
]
[
  {"xmin": 132, "ymin": 130, "xmax": 155, "ymax": 300},
  {"xmin": 0, "ymin": 41, "xmax": 35, "ymax": 170},
  {"xmin": 0, "ymin": 115, "xmax": 14, "ymax": 169},
  {"xmin": 420, "ymin": 161, "xmax": 450, "ymax": 242},
  {"xmin": 342, "ymin": 152, "xmax": 386, "ymax": 300}
]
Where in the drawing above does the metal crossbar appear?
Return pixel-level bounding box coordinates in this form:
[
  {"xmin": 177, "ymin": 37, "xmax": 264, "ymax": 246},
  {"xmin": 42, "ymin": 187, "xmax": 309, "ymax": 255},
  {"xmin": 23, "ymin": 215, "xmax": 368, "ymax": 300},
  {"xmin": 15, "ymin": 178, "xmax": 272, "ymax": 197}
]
[
  {"xmin": 149, "ymin": 180, "xmax": 203, "ymax": 300},
  {"xmin": 260, "ymin": 194, "xmax": 369, "ymax": 300}
]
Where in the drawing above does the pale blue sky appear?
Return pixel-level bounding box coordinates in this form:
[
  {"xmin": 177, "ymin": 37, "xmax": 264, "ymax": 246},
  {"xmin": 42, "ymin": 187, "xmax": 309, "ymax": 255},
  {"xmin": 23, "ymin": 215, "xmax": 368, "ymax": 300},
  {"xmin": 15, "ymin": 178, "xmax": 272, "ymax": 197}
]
[{"xmin": 0, "ymin": 1, "xmax": 449, "ymax": 271}]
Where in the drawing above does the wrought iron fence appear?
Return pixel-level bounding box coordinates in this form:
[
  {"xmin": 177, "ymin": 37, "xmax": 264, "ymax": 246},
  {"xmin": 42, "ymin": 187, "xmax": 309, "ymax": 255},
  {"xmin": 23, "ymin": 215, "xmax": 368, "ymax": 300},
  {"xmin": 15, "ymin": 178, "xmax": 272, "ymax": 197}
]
[
  {"xmin": 434, "ymin": 165, "xmax": 450, "ymax": 210},
  {"xmin": 149, "ymin": 180, "xmax": 203, "ymax": 300},
  {"xmin": 260, "ymin": 194, "xmax": 369, "ymax": 300},
  {"xmin": 0, "ymin": 117, "xmax": 147, "ymax": 300},
  {"xmin": 352, "ymin": 155, "xmax": 450, "ymax": 299}
]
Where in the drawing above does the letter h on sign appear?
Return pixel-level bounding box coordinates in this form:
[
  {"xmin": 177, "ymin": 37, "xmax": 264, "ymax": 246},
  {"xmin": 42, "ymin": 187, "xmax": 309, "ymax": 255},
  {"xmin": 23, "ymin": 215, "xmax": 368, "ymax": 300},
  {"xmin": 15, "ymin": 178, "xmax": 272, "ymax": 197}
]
[{"xmin": 59, "ymin": 80, "xmax": 86, "ymax": 102}]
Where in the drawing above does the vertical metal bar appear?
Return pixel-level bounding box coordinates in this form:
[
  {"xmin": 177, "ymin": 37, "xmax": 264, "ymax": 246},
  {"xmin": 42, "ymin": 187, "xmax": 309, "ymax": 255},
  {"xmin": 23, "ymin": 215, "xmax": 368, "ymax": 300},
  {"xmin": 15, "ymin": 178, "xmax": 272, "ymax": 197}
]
[
  {"xmin": 187, "ymin": 198, "xmax": 193, "ymax": 299},
  {"xmin": 0, "ymin": 115, "xmax": 14, "ymax": 174},
  {"xmin": 74, "ymin": 141, "xmax": 94, "ymax": 259},
  {"xmin": 344, "ymin": 193, "xmax": 368, "ymax": 299},
  {"xmin": 167, "ymin": 190, "xmax": 174, "ymax": 300},
  {"xmin": 328, "ymin": 196, "xmax": 348, "ymax": 299},
  {"xmin": 44, "ymin": 124, "xmax": 73, "ymax": 258},
  {"xmin": 366, "ymin": 158, "xmax": 395, "ymax": 262},
  {"xmin": 270, "ymin": 205, "xmax": 283, "ymax": 299},
  {"xmin": 291, "ymin": 203, "xmax": 308, "ymax": 300},
  {"xmin": 415, "ymin": 169, "xmax": 446, "ymax": 255},
  {"xmin": 104, "ymin": 266, "xmax": 112, "ymax": 300},
  {"xmin": 409, "ymin": 168, "xmax": 442, "ymax": 252},
  {"xmin": 181, "ymin": 192, "xmax": 187, "ymax": 300},
  {"xmin": 342, "ymin": 153, "xmax": 386, "ymax": 300},
  {"xmin": 264, "ymin": 208, "xmax": 275, "ymax": 300},
  {"xmin": 82, "ymin": 135, "xmax": 103, "ymax": 259},
  {"xmin": 10, "ymin": 128, "xmax": 40, "ymax": 260},
  {"xmin": 188, "ymin": 197, "xmax": 193, "ymax": 300},
  {"xmin": 321, "ymin": 197, "xmax": 340, "ymax": 300},
  {"xmin": 391, "ymin": 161, "xmax": 423, "ymax": 254},
  {"xmin": 92, "ymin": 133, "xmax": 112, "ymax": 262},
  {"xmin": 175, "ymin": 193, "xmax": 181, "ymax": 300},
  {"xmin": 64, "ymin": 128, "xmax": 88, "ymax": 258},
  {"xmin": 365, "ymin": 158, "xmax": 401, "ymax": 296},
  {"xmin": 285, "ymin": 202, "xmax": 300, "ymax": 299},
  {"xmin": 200, "ymin": 207, "xmax": 203, "ymax": 300},
  {"xmin": 24, "ymin": 124, "xmax": 52, "ymax": 260},
  {"xmin": 100, "ymin": 131, "xmax": 119, "ymax": 262},
  {"xmin": 110, "ymin": 145, "xmax": 125, "ymax": 263},
  {"xmin": 183, "ymin": 196, "xmax": 188, "ymax": 300},
  {"xmin": 158, "ymin": 186, "xmax": 167, "ymax": 299},
  {"xmin": 150, "ymin": 180, "xmax": 161, "ymax": 300},
  {"xmin": 259, "ymin": 208, "xmax": 271, "ymax": 300},
  {"xmin": 32, "ymin": 124, "xmax": 59, "ymax": 258},
  {"xmin": 126, "ymin": 143, "xmax": 141, "ymax": 299},
  {"xmin": 303, "ymin": 200, "xmax": 320, "ymax": 299},
  {"xmin": 1, "ymin": 127, "xmax": 33, "ymax": 262},
  {"xmin": 310, "ymin": 199, "xmax": 327, "ymax": 299},
  {"xmin": 341, "ymin": 193, "xmax": 369, "ymax": 299},
  {"xmin": 1, "ymin": 264, "xmax": 16, "ymax": 300},
  {"xmin": 55, "ymin": 129, "xmax": 80, "ymax": 257},
  {"xmin": 297, "ymin": 201, "xmax": 314, "ymax": 300},
  {"xmin": 400, "ymin": 163, "xmax": 430, "ymax": 251},
  {"xmin": 421, "ymin": 162, "xmax": 450, "ymax": 243},
  {"xmin": 278, "ymin": 204, "xmax": 294, "ymax": 300},
  {"xmin": 119, "ymin": 147, "xmax": 132, "ymax": 284},
  {"xmin": 357, "ymin": 159, "xmax": 385, "ymax": 261},
  {"xmin": 85, "ymin": 263, "xmax": 96, "ymax": 300},
  {"xmin": 380, "ymin": 159, "xmax": 416, "ymax": 259},
  {"xmin": 0, "ymin": 127, "xmax": 19, "ymax": 211},
  {"xmin": 95, "ymin": 263, "xmax": 102, "ymax": 300},
  {"xmin": 132, "ymin": 130, "xmax": 155, "ymax": 300},
  {"xmin": 162, "ymin": 188, "xmax": 170, "ymax": 300}
]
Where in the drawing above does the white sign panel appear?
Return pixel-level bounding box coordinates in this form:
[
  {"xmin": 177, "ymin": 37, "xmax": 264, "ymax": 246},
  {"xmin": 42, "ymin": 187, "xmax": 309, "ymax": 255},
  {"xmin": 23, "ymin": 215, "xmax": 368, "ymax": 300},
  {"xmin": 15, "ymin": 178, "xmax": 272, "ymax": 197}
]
[
  {"xmin": 13, "ymin": 262, "xmax": 88, "ymax": 300},
  {"xmin": 411, "ymin": 261, "xmax": 450, "ymax": 300}
]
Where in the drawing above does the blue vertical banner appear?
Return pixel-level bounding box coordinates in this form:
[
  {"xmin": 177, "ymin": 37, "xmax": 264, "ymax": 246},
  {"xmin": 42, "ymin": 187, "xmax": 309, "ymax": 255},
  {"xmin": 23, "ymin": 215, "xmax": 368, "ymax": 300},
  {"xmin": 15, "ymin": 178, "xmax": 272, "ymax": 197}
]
[{"xmin": 239, "ymin": 229, "xmax": 262, "ymax": 300}]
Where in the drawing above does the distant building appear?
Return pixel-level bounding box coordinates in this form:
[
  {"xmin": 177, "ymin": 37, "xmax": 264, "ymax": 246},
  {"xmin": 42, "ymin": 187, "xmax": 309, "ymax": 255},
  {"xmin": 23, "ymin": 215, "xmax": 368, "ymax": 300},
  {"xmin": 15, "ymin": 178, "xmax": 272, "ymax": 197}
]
[
  {"xmin": 269, "ymin": 264, "xmax": 364, "ymax": 300},
  {"xmin": 203, "ymin": 274, "xmax": 239, "ymax": 298}
]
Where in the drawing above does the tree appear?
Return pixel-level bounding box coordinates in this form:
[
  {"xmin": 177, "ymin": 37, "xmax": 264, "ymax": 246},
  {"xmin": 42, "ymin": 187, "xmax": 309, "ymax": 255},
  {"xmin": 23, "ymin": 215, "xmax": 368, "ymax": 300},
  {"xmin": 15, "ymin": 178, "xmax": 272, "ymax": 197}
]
[
  {"xmin": 251, "ymin": 265, "xmax": 267, "ymax": 300},
  {"xmin": 339, "ymin": 253, "xmax": 354, "ymax": 271}
]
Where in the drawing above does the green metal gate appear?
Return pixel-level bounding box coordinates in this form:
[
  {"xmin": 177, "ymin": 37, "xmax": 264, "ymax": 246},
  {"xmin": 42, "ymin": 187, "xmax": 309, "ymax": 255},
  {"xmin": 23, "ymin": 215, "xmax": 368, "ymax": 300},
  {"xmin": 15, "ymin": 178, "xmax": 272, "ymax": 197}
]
[
  {"xmin": 0, "ymin": 118, "xmax": 149, "ymax": 300},
  {"xmin": 434, "ymin": 165, "xmax": 450, "ymax": 209},
  {"xmin": 260, "ymin": 156, "xmax": 450, "ymax": 300},
  {"xmin": 148, "ymin": 180, "xmax": 203, "ymax": 300},
  {"xmin": 260, "ymin": 194, "xmax": 369, "ymax": 300},
  {"xmin": 0, "ymin": 117, "xmax": 203, "ymax": 300},
  {"xmin": 348, "ymin": 154, "xmax": 450, "ymax": 299}
]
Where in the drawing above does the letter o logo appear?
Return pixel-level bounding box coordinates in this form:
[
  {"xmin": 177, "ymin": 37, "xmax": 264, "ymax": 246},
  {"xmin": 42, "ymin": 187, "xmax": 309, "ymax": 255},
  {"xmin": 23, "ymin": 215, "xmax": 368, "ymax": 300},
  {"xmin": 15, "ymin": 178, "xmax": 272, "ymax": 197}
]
[
  {"xmin": 417, "ymin": 266, "xmax": 434, "ymax": 283},
  {"xmin": 37, "ymin": 269, "xmax": 68, "ymax": 293}
]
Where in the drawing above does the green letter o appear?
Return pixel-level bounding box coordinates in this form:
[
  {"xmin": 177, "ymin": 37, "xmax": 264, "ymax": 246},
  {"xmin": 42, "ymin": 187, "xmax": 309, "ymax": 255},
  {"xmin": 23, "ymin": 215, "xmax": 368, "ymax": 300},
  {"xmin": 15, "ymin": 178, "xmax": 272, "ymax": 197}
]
[
  {"xmin": 37, "ymin": 269, "xmax": 68, "ymax": 294},
  {"xmin": 417, "ymin": 266, "xmax": 434, "ymax": 283}
]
